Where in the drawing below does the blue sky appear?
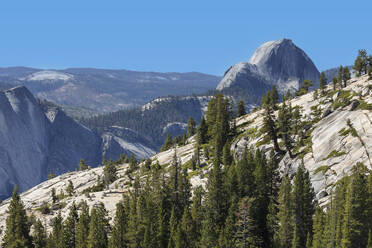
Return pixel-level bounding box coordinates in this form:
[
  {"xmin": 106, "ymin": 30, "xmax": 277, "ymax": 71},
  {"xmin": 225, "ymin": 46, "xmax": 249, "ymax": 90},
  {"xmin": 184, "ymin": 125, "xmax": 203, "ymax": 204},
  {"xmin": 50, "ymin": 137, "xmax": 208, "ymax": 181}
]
[{"xmin": 0, "ymin": 0, "xmax": 371, "ymax": 75}]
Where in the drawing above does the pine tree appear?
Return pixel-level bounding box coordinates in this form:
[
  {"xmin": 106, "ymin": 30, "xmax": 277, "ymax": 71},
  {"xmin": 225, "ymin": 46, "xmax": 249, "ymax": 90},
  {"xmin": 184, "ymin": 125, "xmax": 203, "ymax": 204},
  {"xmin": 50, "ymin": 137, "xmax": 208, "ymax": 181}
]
[
  {"xmin": 319, "ymin": 72, "xmax": 327, "ymax": 95},
  {"xmin": 341, "ymin": 163, "xmax": 369, "ymax": 248},
  {"xmin": 237, "ymin": 100, "xmax": 246, "ymax": 117},
  {"xmin": 270, "ymin": 85, "xmax": 279, "ymax": 107},
  {"xmin": 234, "ymin": 197, "xmax": 262, "ymax": 248},
  {"xmin": 222, "ymin": 142, "xmax": 232, "ymax": 166},
  {"xmin": 33, "ymin": 220, "xmax": 47, "ymax": 248},
  {"xmin": 76, "ymin": 201, "xmax": 90, "ymax": 248},
  {"xmin": 160, "ymin": 133, "xmax": 173, "ymax": 152},
  {"xmin": 353, "ymin": 49, "xmax": 368, "ymax": 76},
  {"xmin": 292, "ymin": 164, "xmax": 315, "ymax": 248},
  {"xmin": 109, "ymin": 201, "xmax": 129, "ymax": 248},
  {"xmin": 66, "ymin": 180, "xmax": 75, "ymax": 197},
  {"xmin": 187, "ymin": 117, "xmax": 196, "ymax": 138},
  {"xmin": 48, "ymin": 213, "xmax": 64, "ymax": 248},
  {"xmin": 277, "ymin": 175, "xmax": 293, "ymax": 248},
  {"xmin": 103, "ymin": 160, "xmax": 117, "ymax": 186},
  {"xmin": 332, "ymin": 77, "xmax": 338, "ymax": 90},
  {"xmin": 87, "ymin": 203, "xmax": 109, "ymax": 248},
  {"xmin": 263, "ymin": 102, "xmax": 281, "ymax": 153},
  {"xmin": 51, "ymin": 188, "xmax": 58, "ymax": 203},
  {"xmin": 62, "ymin": 203, "xmax": 78, "ymax": 248},
  {"xmin": 167, "ymin": 207, "xmax": 177, "ymax": 248},
  {"xmin": 2, "ymin": 186, "xmax": 33, "ymax": 248},
  {"xmin": 191, "ymin": 186, "xmax": 204, "ymax": 247},
  {"xmin": 343, "ymin": 67, "xmax": 351, "ymax": 88},
  {"xmin": 278, "ymin": 101, "xmax": 293, "ymax": 158},
  {"xmin": 197, "ymin": 116, "xmax": 208, "ymax": 145},
  {"xmin": 312, "ymin": 207, "xmax": 325, "ymax": 248},
  {"xmin": 78, "ymin": 159, "xmax": 89, "ymax": 171},
  {"xmin": 175, "ymin": 207, "xmax": 194, "ymax": 248}
]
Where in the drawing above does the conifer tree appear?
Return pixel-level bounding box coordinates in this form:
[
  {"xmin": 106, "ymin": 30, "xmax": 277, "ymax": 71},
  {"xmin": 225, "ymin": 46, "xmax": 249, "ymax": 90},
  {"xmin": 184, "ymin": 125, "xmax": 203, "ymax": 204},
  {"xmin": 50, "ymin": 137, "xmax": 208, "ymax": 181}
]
[
  {"xmin": 237, "ymin": 100, "xmax": 246, "ymax": 117},
  {"xmin": 312, "ymin": 207, "xmax": 325, "ymax": 248},
  {"xmin": 167, "ymin": 207, "xmax": 177, "ymax": 248},
  {"xmin": 291, "ymin": 164, "xmax": 315, "ymax": 248},
  {"xmin": 109, "ymin": 201, "xmax": 129, "ymax": 248},
  {"xmin": 319, "ymin": 72, "xmax": 327, "ymax": 95},
  {"xmin": 343, "ymin": 67, "xmax": 351, "ymax": 88},
  {"xmin": 87, "ymin": 203, "xmax": 109, "ymax": 248},
  {"xmin": 32, "ymin": 220, "xmax": 47, "ymax": 248},
  {"xmin": 278, "ymin": 101, "xmax": 293, "ymax": 158},
  {"xmin": 197, "ymin": 116, "xmax": 208, "ymax": 144},
  {"xmin": 76, "ymin": 201, "xmax": 90, "ymax": 248},
  {"xmin": 234, "ymin": 197, "xmax": 262, "ymax": 248},
  {"xmin": 332, "ymin": 77, "xmax": 338, "ymax": 91},
  {"xmin": 222, "ymin": 142, "xmax": 232, "ymax": 166},
  {"xmin": 160, "ymin": 133, "xmax": 173, "ymax": 152},
  {"xmin": 2, "ymin": 186, "xmax": 33, "ymax": 248},
  {"xmin": 341, "ymin": 163, "xmax": 369, "ymax": 248},
  {"xmin": 263, "ymin": 102, "xmax": 281, "ymax": 153},
  {"xmin": 187, "ymin": 117, "xmax": 196, "ymax": 138},
  {"xmin": 48, "ymin": 213, "xmax": 64, "ymax": 248},
  {"xmin": 353, "ymin": 49, "xmax": 368, "ymax": 76},
  {"xmin": 270, "ymin": 85, "xmax": 279, "ymax": 107},
  {"xmin": 191, "ymin": 186, "xmax": 204, "ymax": 246},
  {"xmin": 66, "ymin": 180, "xmax": 75, "ymax": 197},
  {"xmin": 78, "ymin": 159, "xmax": 89, "ymax": 171},
  {"xmin": 103, "ymin": 160, "xmax": 117, "ymax": 186},
  {"xmin": 277, "ymin": 175, "xmax": 293, "ymax": 248},
  {"xmin": 62, "ymin": 203, "xmax": 78, "ymax": 248}
]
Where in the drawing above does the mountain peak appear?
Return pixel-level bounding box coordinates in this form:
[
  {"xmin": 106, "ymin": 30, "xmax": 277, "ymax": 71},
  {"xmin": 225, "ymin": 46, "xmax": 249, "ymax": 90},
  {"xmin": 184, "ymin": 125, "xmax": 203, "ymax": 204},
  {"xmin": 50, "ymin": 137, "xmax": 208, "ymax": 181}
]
[{"xmin": 217, "ymin": 39, "xmax": 320, "ymax": 100}]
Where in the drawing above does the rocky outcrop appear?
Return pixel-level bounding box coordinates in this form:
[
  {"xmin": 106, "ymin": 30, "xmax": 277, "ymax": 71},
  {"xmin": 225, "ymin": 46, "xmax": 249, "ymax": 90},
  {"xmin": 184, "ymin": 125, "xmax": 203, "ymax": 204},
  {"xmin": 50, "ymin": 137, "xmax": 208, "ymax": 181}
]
[
  {"xmin": 0, "ymin": 87, "xmax": 155, "ymax": 199},
  {"xmin": 217, "ymin": 39, "xmax": 320, "ymax": 103}
]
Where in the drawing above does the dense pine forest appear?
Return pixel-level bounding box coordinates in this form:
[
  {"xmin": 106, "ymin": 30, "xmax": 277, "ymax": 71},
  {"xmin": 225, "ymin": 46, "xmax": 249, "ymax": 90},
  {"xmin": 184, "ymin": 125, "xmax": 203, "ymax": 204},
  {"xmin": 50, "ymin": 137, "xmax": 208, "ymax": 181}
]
[{"xmin": 1, "ymin": 50, "xmax": 372, "ymax": 248}]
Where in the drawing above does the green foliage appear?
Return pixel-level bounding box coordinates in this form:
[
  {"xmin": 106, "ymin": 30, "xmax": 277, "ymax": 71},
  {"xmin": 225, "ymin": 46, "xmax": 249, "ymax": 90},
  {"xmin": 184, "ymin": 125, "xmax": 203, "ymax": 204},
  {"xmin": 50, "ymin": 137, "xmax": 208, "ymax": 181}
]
[
  {"xmin": 2, "ymin": 187, "xmax": 33, "ymax": 248},
  {"xmin": 186, "ymin": 117, "xmax": 197, "ymax": 138},
  {"xmin": 103, "ymin": 160, "xmax": 117, "ymax": 186},
  {"xmin": 87, "ymin": 203, "xmax": 109, "ymax": 248},
  {"xmin": 323, "ymin": 150, "xmax": 347, "ymax": 160},
  {"xmin": 313, "ymin": 165, "xmax": 331, "ymax": 175},
  {"xmin": 66, "ymin": 180, "xmax": 75, "ymax": 197},
  {"xmin": 296, "ymin": 80, "xmax": 313, "ymax": 96},
  {"xmin": 78, "ymin": 159, "xmax": 89, "ymax": 171},
  {"xmin": 32, "ymin": 220, "xmax": 47, "ymax": 248},
  {"xmin": 319, "ymin": 72, "xmax": 327, "ymax": 94},
  {"xmin": 237, "ymin": 100, "xmax": 246, "ymax": 117}
]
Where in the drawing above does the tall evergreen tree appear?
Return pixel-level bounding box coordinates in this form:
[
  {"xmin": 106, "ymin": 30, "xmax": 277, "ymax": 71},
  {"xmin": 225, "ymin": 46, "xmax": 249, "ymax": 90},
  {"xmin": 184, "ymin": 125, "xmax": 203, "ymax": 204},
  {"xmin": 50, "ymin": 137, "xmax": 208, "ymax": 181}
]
[
  {"xmin": 2, "ymin": 186, "xmax": 33, "ymax": 248},
  {"xmin": 187, "ymin": 117, "xmax": 197, "ymax": 138},
  {"xmin": 32, "ymin": 220, "xmax": 47, "ymax": 248},
  {"xmin": 197, "ymin": 116, "xmax": 208, "ymax": 145},
  {"xmin": 278, "ymin": 101, "xmax": 293, "ymax": 158},
  {"xmin": 48, "ymin": 213, "xmax": 64, "ymax": 248},
  {"xmin": 319, "ymin": 72, "xmax": 327, "ymax": 95},
  {"xmin": 62, "ymin": 203, "xmax": 78, "ymax": 248},
  {"xmin": 277, "ymin": 175, "xmax": 293, "ymax": 248},
  {"xmin": 237, "ymin": 100, "xmax": 246, "ymax": 117},
  {"xmin": 109, "ymin": 201, "xmax": 129, "ymax": 248},
  {"xmin": 87, "ymin": 203, "xmax": 109, "ymax": 248},
  {"xmin": 312, "ymin": 207, "xmax": 325, "ymax": 248},
  {"xmin": 341, "ymin": 163, "xmax": 369, "ymax": 248},
  {"xmin": 343, "ymin": 67, "xmax": 351, "ymax": 88},
  {"xmin": 76, "ymin": 201, "xmax": 90, "ymax": 248},
  {"xmin": 291, "ymin": 164, "xmax": 315, "ymax": 248}
]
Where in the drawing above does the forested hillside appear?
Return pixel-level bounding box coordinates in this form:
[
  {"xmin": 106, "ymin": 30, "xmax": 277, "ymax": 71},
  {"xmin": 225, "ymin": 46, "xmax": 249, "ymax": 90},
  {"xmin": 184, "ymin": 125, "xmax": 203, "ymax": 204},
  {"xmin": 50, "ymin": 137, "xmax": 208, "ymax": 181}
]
[{"xmin": 1, "ymin": 50, "xmax": 372, "ymax": 248}]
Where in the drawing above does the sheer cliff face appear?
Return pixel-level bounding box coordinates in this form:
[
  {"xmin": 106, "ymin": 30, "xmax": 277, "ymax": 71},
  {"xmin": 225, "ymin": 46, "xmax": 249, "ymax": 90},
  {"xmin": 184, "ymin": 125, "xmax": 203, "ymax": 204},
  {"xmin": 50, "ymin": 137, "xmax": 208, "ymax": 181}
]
[
  {"xmin": 217, "ymin": 39, "xmax": 320, "ymax": 101},
  {"xmin": 0, "ymin": 87, "xmax": 154, "ymax": 199},
  {"xmin": 0, "ymin": 87, "xmax": 50, "ymax": 198}
]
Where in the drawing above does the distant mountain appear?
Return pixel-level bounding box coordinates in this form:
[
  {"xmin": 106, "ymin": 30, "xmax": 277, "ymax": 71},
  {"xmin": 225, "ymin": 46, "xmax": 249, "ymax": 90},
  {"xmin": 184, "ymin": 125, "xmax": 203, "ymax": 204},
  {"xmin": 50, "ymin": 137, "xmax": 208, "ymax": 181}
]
[
  {"xmin": 80, "ymin": 95, "xmax": 211, "ymax": 149},
  {"xmin": 0, "ymin": 86, "xmax": 155, "ymax": 199},
  {"xmin": 0, "ymin": 67, "xmax": 220, "ymax": 114},
  {"xmin": 217, "ymin": 39, "xmax": 320, "ymax": 104}
]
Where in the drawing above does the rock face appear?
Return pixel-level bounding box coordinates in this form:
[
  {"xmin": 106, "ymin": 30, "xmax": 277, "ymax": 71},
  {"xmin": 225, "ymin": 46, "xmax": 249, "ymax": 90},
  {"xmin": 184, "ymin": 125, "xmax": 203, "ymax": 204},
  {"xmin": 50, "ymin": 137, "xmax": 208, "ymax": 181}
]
[
  {"xmin": 217, "ymin": 39, "xmax": 320, "ymax": 102},
  {"xmin": 0, "ymin": 87, "xmax": 155, "ymax": 199}
]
